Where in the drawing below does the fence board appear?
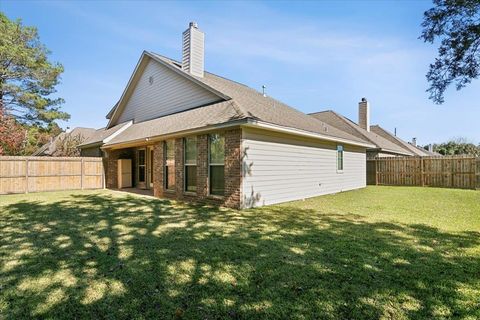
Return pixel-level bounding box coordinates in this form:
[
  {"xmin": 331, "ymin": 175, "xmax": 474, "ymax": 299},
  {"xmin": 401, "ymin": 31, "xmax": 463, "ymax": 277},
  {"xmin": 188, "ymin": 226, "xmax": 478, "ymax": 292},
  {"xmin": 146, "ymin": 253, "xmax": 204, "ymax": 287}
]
[
  {"xmin": 0, "ymin": 156, "xmax": 104, "ymax": 195},
  {"xmin": 367, "ymin": 156, "xmax": 479, "ymax": 190}
]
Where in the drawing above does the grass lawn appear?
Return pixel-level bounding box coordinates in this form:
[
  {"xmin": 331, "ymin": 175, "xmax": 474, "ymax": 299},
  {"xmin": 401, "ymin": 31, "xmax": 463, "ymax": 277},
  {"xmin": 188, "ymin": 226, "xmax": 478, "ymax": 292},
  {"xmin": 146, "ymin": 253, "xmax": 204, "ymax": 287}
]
[{"xmin": 0, "ymin": 186, "xmax": 479, "ymax": 319}]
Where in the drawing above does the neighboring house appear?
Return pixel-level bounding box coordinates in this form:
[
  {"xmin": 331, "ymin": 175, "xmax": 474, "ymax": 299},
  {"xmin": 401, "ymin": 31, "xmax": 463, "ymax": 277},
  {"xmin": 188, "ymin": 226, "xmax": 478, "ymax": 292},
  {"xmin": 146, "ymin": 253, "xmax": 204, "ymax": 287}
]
[
  {"xmin": 310, "ymin": 98, "xmax": 416, "ymax": 159},
  {"xmin": 79, "ymin": 22, "xmax": 374, "ymax": 208},
  {"xmin": 77, "ymin": 122, "xmax": 131, "ymax": 157},
  {"xmin": 369, "ymin": 126, "xmax": 441, "ymax": 157},
  {"xmin": 33, "ymin": 127, "xmax": 96, "ymax": 156}
]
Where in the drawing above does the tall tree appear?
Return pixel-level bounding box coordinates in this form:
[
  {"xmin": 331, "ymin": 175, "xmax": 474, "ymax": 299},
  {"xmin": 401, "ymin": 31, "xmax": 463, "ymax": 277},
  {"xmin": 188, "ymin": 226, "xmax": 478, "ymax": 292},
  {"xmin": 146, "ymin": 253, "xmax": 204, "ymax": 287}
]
[
  {"xmin": 431, "ymin": 137, "xmax": 480, "ymax": 156},
  {"xmin": 0, "ymin": 12, "xmax": 69, "ymax": 125},
  {"xmin": 420, "ymin": 0, "xmax": 480, "ymax": 104}
]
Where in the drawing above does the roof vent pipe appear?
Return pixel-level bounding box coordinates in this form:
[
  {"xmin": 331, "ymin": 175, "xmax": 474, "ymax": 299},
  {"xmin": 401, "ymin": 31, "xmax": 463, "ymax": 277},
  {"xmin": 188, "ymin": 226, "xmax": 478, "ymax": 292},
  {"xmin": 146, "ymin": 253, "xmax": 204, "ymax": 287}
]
[
  {"xmin": 182, "ymin": 22, "xmax": 204, "ymax": 77},
  {"xmin": 262, "ymin": 85, "xmax": 267, "ymax": 97}
]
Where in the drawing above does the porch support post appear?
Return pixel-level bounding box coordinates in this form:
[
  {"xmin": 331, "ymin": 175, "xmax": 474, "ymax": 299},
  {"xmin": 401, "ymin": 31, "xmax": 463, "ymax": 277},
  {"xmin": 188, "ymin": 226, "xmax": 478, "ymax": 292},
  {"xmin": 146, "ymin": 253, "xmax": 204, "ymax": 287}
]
[{"xmin": 153, "ymin": 142, "xmax": 164, "ymax": 197}]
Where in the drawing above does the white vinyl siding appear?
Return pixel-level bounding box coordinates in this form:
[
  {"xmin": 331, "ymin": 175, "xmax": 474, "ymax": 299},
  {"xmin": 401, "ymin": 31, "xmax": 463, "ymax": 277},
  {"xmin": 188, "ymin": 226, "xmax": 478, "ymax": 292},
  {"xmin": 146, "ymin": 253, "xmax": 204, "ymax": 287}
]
[
  {"xmin": 117, "ymin": 59, "xmax": 220, "ymax": 124},
  {"xmin": 241, "ymin": 128, "xmax": 366, "ymax": 208}
]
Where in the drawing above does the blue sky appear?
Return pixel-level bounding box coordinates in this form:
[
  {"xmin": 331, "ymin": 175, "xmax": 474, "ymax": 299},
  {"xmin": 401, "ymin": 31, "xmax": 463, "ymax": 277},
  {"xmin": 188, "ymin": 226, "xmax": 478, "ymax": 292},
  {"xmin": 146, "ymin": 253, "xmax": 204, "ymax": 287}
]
[{"xmin": 2, "ymin": 0, "xmax": 479, "ymax": 145}]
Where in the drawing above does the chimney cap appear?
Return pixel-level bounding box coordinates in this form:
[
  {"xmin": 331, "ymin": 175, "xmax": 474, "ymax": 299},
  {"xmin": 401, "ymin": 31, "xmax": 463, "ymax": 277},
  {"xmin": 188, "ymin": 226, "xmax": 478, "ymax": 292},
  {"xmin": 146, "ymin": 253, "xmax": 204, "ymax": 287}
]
[
  {"xmin": 189, "ymin": 21, "xmax": 198, "ymax": 28},
  {"xmin": 361, "ymin": 97, "xmax": 367, "ymax": 102}
]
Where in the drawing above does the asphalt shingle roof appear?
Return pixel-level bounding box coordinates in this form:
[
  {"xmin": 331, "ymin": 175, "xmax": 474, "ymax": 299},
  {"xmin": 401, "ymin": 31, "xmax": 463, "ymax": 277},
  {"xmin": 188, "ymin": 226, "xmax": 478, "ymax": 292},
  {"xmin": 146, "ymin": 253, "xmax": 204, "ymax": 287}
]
[
  {"xmin": 79, "ymin": 122, "xmax": 131, "ymax": 147},
  {"xmin": 103, "ymin": 52, "xmax": 370, "ymax": 147},
  {"xmin": 309, "ymin": 110, "xmax": 413, "ymax": 155},
  {"xmin": 369, "ymin": 125, "xmax": 428, "ymax": 156},
  {"xmin": 34, "ymin": 127, "xmax": 97, "ymax": 156}
]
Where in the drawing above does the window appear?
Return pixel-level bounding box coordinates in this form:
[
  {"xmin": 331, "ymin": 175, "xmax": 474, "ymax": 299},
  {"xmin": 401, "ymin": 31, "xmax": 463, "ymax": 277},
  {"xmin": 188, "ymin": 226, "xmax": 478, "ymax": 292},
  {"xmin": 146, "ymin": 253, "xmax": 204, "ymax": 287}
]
[
  {"xmin": 337, "ymin": 145, "xmax": 344, "ymax": 171},
  {"xmin": 184, "ymin": 137, "xmax": 197, "ymax": 192},
  {"xmin": 209, "ymin": 133, "xmax": 225, "ymax": 196},
  {"xmin": 165, "ymin": 140, "xmax": 175, "ymax": 190}
]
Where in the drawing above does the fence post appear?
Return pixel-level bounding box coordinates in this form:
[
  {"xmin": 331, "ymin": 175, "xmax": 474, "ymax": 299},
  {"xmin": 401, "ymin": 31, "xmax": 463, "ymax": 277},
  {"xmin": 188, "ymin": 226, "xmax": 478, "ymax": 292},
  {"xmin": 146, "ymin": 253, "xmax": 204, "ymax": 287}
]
[
  {"xmin": 25, "ymin": 158, "xmax": 29, "ymax": 194},
  {"xmin": 375, "ymin": 159, "xmax": 379, "ymax": 185},
  {"xmin": 80, "ymin": 158, "xmax": 84, "ymax": 190},
  {"xmin": 101, "ymin": 159, "xmax": 106, "ymax": 189},
  {"xmin": 420, "ymin": 157, "xmax": 425, "ymax": 187},
  {"xmin": 476, "ymin": 157, "xmax": 480, "ymax": 190}
]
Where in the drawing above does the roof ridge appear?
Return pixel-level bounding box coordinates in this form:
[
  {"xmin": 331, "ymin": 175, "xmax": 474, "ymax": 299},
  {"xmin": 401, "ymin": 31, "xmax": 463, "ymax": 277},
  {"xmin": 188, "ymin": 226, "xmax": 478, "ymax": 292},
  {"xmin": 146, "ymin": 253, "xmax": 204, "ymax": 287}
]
[
  {"xmin": 307, "ymin": 110, "xmax": 335, "ymax": 115},
  {"xmin": 327, "ymin": 111, "xmax": 375, "ymax": 144}
]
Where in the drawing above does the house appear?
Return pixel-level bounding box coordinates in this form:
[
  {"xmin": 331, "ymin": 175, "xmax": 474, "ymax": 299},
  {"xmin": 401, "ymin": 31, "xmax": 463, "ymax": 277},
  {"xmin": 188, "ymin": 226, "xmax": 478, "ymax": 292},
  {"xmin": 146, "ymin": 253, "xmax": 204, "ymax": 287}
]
[
  {"xmin": 33, "ymin": 127, "xmax": 96, "ymax": 156},
  {"xmin": 77, "ymin": 122, "xmax": 131, "ymax": 157},
  {"xmin": 79, "ymin": 22, "xmax": 375, "ymax": 208},
  {"xmin": 310, "ymin": 99, "xmax": 430, "ymax": 158},
  {"xmin": 370, "ymin": 126, "xmax": 441, "ymax": 157}
]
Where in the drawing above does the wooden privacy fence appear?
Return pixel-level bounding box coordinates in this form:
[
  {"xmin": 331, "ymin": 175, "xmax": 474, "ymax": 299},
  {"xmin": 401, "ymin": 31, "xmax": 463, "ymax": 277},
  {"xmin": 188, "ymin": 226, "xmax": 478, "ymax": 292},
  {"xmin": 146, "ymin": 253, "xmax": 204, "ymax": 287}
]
[
  {"xmin": 367, "ymin": 156, "xmax": 480, "ymax": 190},
  {"xmin": 0, "ymin": 156, "xmax": 104, "ymax": 195}
]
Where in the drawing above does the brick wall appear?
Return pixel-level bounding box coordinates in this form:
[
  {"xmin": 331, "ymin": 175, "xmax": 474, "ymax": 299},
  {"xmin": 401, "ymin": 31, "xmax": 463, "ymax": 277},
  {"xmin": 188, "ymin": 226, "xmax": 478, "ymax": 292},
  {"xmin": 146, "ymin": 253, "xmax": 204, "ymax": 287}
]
[
  {"xmin": 149, "ymin": 128, "xmax": 242, "ymax": 208},
  {"xmin": 153, "ymin": 142, "xmax": 164, "ymax": 197},
  {"xmin": 105, "ymin": 149, "xmax": 120, "ymax": 189},
  {"xmin": 105, "ymin": 148, "xmax": 135, "ymax": 189},
  {"xmin": 224, "ymin": 128, "xmax": 242, "ymax": 208}
]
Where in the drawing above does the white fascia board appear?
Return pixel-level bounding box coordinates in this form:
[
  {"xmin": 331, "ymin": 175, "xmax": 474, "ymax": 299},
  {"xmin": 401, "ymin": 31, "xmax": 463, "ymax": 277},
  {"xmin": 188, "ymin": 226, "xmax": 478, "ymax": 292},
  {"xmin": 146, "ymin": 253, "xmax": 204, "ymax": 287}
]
[{"xmin": 103, "ymin": 121, "xmax": 133, "ymax": 144}]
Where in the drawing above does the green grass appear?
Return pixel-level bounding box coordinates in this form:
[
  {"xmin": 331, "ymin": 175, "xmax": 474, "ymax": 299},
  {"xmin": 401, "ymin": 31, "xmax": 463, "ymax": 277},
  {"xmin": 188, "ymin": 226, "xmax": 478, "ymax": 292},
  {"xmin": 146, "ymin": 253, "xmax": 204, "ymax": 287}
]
[{"xmin": 0, "ymin": 186, "xmax": 479, "ymax": 319}]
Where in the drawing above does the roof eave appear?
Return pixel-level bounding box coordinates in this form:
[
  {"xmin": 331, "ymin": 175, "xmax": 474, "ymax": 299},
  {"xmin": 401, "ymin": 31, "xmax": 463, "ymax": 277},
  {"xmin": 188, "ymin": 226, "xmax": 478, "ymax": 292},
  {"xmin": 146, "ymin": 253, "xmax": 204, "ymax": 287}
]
[
  {"xmin": 245, "ymin": 119, "xmax": 376, "ymax": 148},
  {"xmin": 101, "ymin": 118, "xmax": 249, "ymax": 150},
  {"xmin": 78, "ymin": 141, "xmax": 103, "ymax": 149},
  {"xmin": 146, "ymin": 52, "xmax": 231, "ymax": 101}
]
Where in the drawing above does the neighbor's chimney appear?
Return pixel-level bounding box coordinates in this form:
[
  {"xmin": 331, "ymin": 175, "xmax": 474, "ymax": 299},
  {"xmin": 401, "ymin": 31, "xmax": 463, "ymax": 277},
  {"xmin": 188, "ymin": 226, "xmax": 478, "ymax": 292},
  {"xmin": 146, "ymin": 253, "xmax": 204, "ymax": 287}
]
[
  {"xmin": 182, "ymin": 22, "xmax": 204, "ymax": 77},
  {"xmin": 411, "ymin": 137, "xmax": 417, "ymax": 147},
  {"xmin": 358, "ymin": 97, "xmax": 370, "ymax": 131}
]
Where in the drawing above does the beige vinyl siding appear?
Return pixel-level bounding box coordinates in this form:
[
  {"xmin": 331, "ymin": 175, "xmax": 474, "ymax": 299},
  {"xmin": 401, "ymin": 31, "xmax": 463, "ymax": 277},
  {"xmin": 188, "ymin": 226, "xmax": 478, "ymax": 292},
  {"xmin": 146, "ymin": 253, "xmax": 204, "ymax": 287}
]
[
  {"xmin": 117, "ymin": 59, "xmax": 220, "ymax": 124},
  {"xmin": 241, "ymin": 128, "xmax": 366, "ymax": 208}
]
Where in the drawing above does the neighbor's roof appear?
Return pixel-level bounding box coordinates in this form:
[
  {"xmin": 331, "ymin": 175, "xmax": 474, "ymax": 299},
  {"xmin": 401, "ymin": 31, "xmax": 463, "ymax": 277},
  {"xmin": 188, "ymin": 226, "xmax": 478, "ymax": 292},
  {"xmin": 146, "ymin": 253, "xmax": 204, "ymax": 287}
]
[
  {"xmin": 78, "ymin": 122, "xmax": 131, "ymax": 148},
  {"xmin": 103, "ymin": 52, "xmax": 371, "ymax": 147},
  {"xmin": 33, "ymin": 127, "xmax": 97, "ymax": 156},
  {"xmin": 309, "ymin": 110, "xmax": 413, "ymax": 155},
  {"xmin": 369, "ymin": 125, "xmax": 429, "ymax": 156}
]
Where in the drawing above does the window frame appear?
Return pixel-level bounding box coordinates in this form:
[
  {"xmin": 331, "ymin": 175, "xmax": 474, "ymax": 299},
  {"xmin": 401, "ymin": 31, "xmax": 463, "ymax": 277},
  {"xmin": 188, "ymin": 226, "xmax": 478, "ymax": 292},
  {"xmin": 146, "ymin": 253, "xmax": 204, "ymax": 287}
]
[
  {"xmin": 164, "ymin": 140, "xmax": 175, "ymax": 191},
  {"xmin": 208, "ymin": 133, "xmax": 225, "ymax": 197},
  {"xmin": 137, "ymin": 148, "xmax": 146, "ymax": 183},
  {"xmin": 184, "ymin": 136, "xmax": 197, "ymax": 193},
  {"xmin": 336, "ymin": 145, "xmax": 344, "ymax": 173}
]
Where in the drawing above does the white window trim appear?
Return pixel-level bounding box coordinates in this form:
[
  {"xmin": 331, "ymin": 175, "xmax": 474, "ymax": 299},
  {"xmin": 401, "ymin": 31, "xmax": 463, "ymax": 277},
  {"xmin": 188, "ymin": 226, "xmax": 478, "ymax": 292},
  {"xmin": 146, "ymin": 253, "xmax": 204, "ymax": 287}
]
[
  {"xmin": 164, "ymin": 140, "xmax": 175, "ymax": 191},
  {"xmin": 184, "ymin": 137, "xmax": 197, "ymax": 193},
  {"xmin": 208, "ymin": 133, "xmax": 225, "ymax": 197},
  {"xmin": 337, "ymin": 145, "xmax": 344, "ymax": 173}
]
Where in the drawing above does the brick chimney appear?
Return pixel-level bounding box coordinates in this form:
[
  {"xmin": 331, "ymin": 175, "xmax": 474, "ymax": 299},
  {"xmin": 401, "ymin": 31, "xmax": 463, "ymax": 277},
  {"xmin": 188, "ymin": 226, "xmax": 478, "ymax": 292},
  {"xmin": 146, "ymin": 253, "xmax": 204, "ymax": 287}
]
[
  {"xmin": 182, "ymin": 22, "xmax": 204, "ymax": 77},
  {"xmin": 358, "ymin": 98, "xmax": 370, "ymax": 131}
]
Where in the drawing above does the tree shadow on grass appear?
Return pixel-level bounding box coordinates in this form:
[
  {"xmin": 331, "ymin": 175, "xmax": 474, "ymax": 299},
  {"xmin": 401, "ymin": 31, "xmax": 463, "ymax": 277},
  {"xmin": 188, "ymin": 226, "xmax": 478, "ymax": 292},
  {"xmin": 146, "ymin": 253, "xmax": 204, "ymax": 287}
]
[{"xmin": 1, "ymin": 192, "xmax": 479, "ymax": 319}]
